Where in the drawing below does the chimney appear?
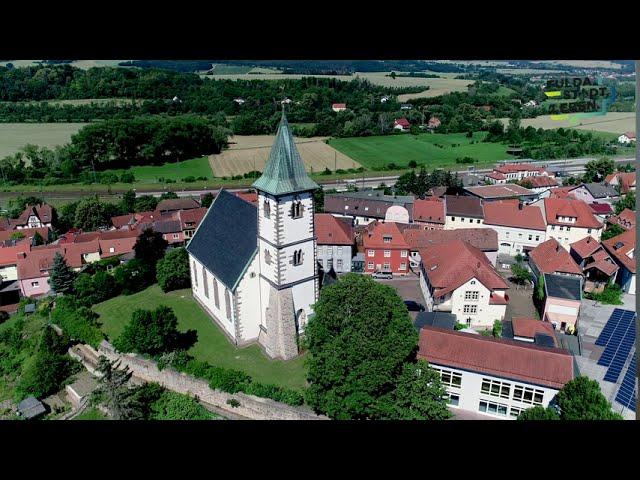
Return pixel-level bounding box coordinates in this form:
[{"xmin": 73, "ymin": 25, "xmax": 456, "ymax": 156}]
[
  {"xmin": 518, "ymin": 202, "xmax": 523, "ymax": 210},
  {"xmin": 17, "ymin": 252, "xmax": 27, "ymax": 260}
]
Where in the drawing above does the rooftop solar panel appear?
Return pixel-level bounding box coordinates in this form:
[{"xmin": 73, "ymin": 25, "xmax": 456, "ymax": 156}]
[
  {"xmin": 597, "ymin": 312, "xmax": 635, "ymax": 368},
  {"xmin": 595, "ymin": 309, "xmax": 625, "ymax": 346},
  {"xmin": 615, "ymin": 354, "xmax": 637, "ymax": 412}
]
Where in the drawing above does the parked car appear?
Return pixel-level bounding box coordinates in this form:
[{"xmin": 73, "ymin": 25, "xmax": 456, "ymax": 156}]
[
  {"xmin": 404, "ymin": 300, "xmax": 425, "ymax": 312},
  {"xmin": 372, "ymin": 271, "xmax": 393, "ymax": 280}
]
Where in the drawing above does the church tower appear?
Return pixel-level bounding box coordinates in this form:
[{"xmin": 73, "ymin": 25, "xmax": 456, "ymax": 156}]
[{"xmin": 253, "ymin": 110, "xmax": 320, "ymax": 360}]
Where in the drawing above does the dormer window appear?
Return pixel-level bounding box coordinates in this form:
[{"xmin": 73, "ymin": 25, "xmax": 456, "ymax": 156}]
[
  {"xmin": 263, "ymin": 199, "xmax": 271, "ymax": 219},
  {"xmin": 383, "ymin": 235, "xmax": 392, "ymax": 243}
]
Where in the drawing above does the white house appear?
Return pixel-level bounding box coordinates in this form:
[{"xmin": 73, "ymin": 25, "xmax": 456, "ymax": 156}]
[
  {"xmin": 418, "ymin": 326, "xmax": 575, "ymax": 419},
  {"xmin": 418, "ymin": 240, "xmax": 509, "ymax": 329},
  {"xmin": 187, "ymin": 112, "xmax": 319, "ymax": 360},
  {"xmin": 394, "ymin": 118, "xmax": 411, "ymax": 132},
  {"xmin": 443, "ymin": 195, "xmax": 485, "ymax": 229},
  {"xmin": 530, "ymin": 197, "xmax": 603, "ymax": 250},
  {"xmin": 315, "ymin": 213, "xmax": 354, "ymax": 273},
  {"xmin": 617, "ymin": 132, "xmax": 636, "ymax": 144},
  {"xmin": 480, "ymin": 201, "xmax": 547, "ymax": 256}
]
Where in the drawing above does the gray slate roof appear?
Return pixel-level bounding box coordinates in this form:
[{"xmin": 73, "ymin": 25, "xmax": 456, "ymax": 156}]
[
  {"xmin": 544, "ymin": 273, "xmax": 582, "ymax": 301},
  {"xmin": 582, "ymin": 183, "xmax": 618, "ymax": 199},
  {"xmin": 414, "ymin": 312, "xmax": 457, "ymax": 331},
  {"xmin": 252, "ymin": 111, "xmax": 319, "ymax": 196},
  {"xmin": 186, "ymin": 190, "xmax": 257, "ymax": 291},
  {"xmin": 17, "ymin": 396, "xmax": 47, "ymax": 419}
]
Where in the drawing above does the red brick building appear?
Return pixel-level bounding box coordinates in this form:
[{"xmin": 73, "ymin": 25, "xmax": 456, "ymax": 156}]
[
  {"xmin": 412, "ymin": 198, "xmax": 445, "ymax": 230},
  {"xmin": 362, "ymin": 221, "xmax": 410, "ymax": 275}
]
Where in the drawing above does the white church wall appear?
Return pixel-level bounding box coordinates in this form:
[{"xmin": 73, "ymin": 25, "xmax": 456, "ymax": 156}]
[
  {"xmin": 235, "ymin": 254, "xmax": 262, "ymax": 343},
  {"xmin": 257, "ymin": 193, "xmax": 278, "ymax": 245},
  {"xmin": 258, "ymin": 239, "xmax": 279, "ymax": 285},
  {"xmin": 279, "ymin": 241, "xmax": 316, "ymax": 285},
  {"xmin": 278, "ymin": 193, "xmax": 315, "ymax": 244},
  {"xmin": 292, "ymin": 279, "xmax": 317, "ymax": 330}
]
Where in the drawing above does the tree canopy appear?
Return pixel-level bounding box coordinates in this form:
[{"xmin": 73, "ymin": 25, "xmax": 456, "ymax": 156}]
[
  {"xmin": 49, "ymin": 252, "xmax": 77, "ymax": 295},
  {"xmin": 157, "ymin": 247, "xmax": 191, "ymax": 293}
]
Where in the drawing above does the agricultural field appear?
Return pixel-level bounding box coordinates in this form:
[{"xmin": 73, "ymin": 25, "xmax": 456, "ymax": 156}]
[
  {"xmin": 328, "ymin": 132, "xmax": 514, "ymax": 170},
  {"xmin": 210, "ymin": 135, "xmax": 360, "ymax": 177},
  {"xmin": 0, "ymin": 60, "xmax": 126, "ymax": 69},
  {"xmin": 93, "ymin": 285, "xmax": 307, "ymax": 391},
  {"xmin": 0, "ymin": 98, "xmax": 144, "ymax": 106},
  {"xmin": 106, "ymin": 156, "xmax": 213, "ymax": 184},
  {"xmin": 500, "ymin": 112, "xmax": 636, "ymax": 134},
  {"xmin": 0, "ymin": 122, "xmax": 87, "ymax": 158}
]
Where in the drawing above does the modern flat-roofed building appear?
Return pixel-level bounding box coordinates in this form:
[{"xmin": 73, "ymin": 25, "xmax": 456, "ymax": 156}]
[
  {"xmin": 464, "ymin": 184, "xmax": 538, "ymax": 204},
  {"xmin": 418, "ymin": 326, "xmax": 575, "ymax": 419}
]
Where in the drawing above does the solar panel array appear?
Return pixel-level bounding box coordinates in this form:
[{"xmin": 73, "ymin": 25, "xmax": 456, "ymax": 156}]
[
  {"xmin": 596, "ymin": 309, "xmax": 636, "ymax": 383},
  {"xmin": 615, "ymin": 353, "xmax": 637, "ymax": 412}
]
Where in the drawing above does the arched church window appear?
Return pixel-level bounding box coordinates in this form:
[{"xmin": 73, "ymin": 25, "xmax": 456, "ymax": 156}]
[
  {"xmin": 264, "ymin": 249, "xmax": 272, "ymax": 265},
  {"xmin": 291, "ymin": 198, "xmax": 303, "ymax": 219},
  {"xmin": 293, "ymin": 249, "xmax": 303, "ymax": 266},
  {"xmin": 263, "ymin": 199, "xmax": 271, "ymax": 219}
]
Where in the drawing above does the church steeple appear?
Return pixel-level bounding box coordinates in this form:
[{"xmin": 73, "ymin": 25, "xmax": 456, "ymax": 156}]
[{"xmin": 252, "ymin": 111, "xmax": 319, "ymax": 196}]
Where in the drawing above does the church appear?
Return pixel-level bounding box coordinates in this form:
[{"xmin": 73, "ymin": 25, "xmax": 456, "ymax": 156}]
[{"xmin": 186, "ymin": 112, "xmax": 320, "ymax": 360}]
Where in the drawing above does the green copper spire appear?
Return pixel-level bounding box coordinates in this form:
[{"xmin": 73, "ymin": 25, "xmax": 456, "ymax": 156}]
[{"xmin": 252, "ymin": 110, "xmax": 319, "ymax": 196}]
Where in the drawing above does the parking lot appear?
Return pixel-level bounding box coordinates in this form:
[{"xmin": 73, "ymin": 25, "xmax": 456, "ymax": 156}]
[
  {"xmin": 374, "ymin": 273, "xmax": 426, "ymax": 321},
  {"xmin": 575, "ymin": 293, "xmax": 636, "ymax": 420}
]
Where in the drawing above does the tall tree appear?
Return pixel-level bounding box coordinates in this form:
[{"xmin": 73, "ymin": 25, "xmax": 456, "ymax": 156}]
[
  {"xmin": 49, "ymin": 252, "xmax": 77, "ymax": 295},
  {"xmin": 614, "ymin": 191, "xmax": 635, "ymax": 214},
  {"xmin": 156, "ymin": 247, "xmax": 191, "ymax": 293},
  {"xmin": 120, "ymin": 190, "xmax": 136, "ymax": 213},
  {"xmin": 583, "ymin": 157, "xmax": 615, "ymax": 183},
  {"xmin": 517, "ymin": 405, "xmax": 560, "ymax": 420},
  {"xmin": 113, "ymin": 305, "xmax": 186, "ymax": 356},
  {"xmin": 555, "ymin": 376, "xmax": 623, "ymax": 420},
  {"xmin": 92, "ymin": 357, "xmax": 143, "ymax": 420},
  {"xmin": 134, "ymin": 228, "xmax": 168, "ymax": 270},
  {"xmin": 305, "ymin": 274, "xmax": 419, "ymax": 419},
  {"xmin": 74, "ymin": 196, "xmax": 111, "ymax": 230}
]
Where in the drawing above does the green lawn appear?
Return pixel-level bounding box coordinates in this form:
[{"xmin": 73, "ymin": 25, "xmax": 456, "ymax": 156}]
[
  {"xmin": 73, "ymin": 407, "xmax": 108, "ymax": 420},
  {"xmin": 328, "ymin": 132, "xmax": 514, "ymax": 170},
  {"xmin": 105, "ymin": 156, "xmax": 213, "ymax": 184},
  {"xmin": 93, "ymin": 285, "xmax": 308, "ymax": 391}
]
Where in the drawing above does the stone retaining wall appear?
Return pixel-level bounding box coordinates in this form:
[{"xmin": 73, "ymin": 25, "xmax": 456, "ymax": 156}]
[{"xmin": 96, "ymin": 341, "xmax": 327, "ymax": 421}]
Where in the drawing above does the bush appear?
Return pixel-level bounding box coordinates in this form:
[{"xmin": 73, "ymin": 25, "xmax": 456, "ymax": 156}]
[
  {"xmin": 99, "ymin": 172, "xmax": 119, "ymax": 184},
  {"xmin": 50, "ymin": 297, "xmax": 104, "ymax": 348},
  {"xmin": 120, "ymin": 171, "xmax": 136, "ymax": 183},
  {"xmin": 156, "ymin": 247, "xmax": 190, "ymax": 292},
  {"xmin": 114, "ymin": 305, "xmax": 187, "ymax": 356},
  {"xmin": 585, "ymin": 283, "xmax": 623, "ymax": 305},
  {"xmin": 182, "ymin": 176, "xmax": 196, "ymax": 183},
  {"xmin": 408, "ymin": 160, "xmax": 417, "ymax": 168}
]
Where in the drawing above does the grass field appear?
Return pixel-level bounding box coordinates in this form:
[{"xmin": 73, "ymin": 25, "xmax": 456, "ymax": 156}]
[
  {"xmin": 73, "ymin": 408, "xmax": 108, "ymax": 420},
  {"xmin": 210, "ymin": 135, "xmax": 360, "ymax": 177},
  {"xmin": 328, "ymin": 132, "xmax": 514, "ymax": 170},
  {"xmin": 105, "ymin": 156, "xmax": 214, "ymax": 184},
  {"xmin": 0, "ymin": 122, "xmax": 87, "ymax": 158},
  {"xmin": 93, "ymin": 286, "xmax": 308, "ymax": 391},
  {"xmin": 0, "ymin": 98, "xmax": 144, "ymax": 106},
  {"xmin": 500, "ymin": 112, "xmax": 636, "ymax": 134}
]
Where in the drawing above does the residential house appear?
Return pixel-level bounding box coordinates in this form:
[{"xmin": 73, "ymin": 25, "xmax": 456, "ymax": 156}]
[
  {"xmin": 531, "ymin": 197, "xmax": 603, "ymax": 249},
  {"xmin": 412, "ymin": 198, "xmax": 445, "ymax": 230},
  {"xmin": 481, "ymin": 200, "xmax": 547, "ymax": 256},
  {"xmin": 486, "ymin": 163, "xmax": 552, "ymax": 184},
  {"xmin": 443, "ymin": 195, "xmax": 484, "ymax": 229},
  {"xmin": 418, "ymin": 326, "xmax": 574, "ymax": 419},
  {"xmin": 331, "ymin": 103, "xmax": 347, "ymax": 112},
  {"xmin": 418, "ymin": 240, "xmax": 509, "ymax": 328},
  {"xmin": 324, "ymin": 189, "xmax": 414, "ymax": 225},
  {"xmin": 464, "ymin": 184, "xmax": 539, "ymax": 204},
  {"xmin": 16, "ymin": 247, "xmax": 65, "ymax": 297},
  {"xmin": 569, "ymin": 236, "xmax": 618, "ymax": 292},
  {"xmin": 542, "ymin": 273, "xmax": 582, "ymax": 332},
  {"xmin": 607, "ymin": 208, "xmax": 636, "ymax": 231},
  {"xmin": 604, "ymin": 171, "xmax": 636, "ymax": 194},
  {"xmin": 502, "ymin": 317, "xmax": 559, "ymax": 347},
  {"xmin": 0, "ymin": 227, "xmax": 49, "ymax": 245},
  {"xmin": 156, "ymin": 197, "xmax": 201, "ymax": 214},
  {"xmin": 315, "ymin": 213, "xmax": 354, "ymax": 273},
  {"xmin": 403, "ymin": 227, "xmax": 498, "ymax": 268},
  {"xmin": 10, "ymin": 203, "xmax": 53, "ymax": 230},
  {"xmin": 589, "ymin": 202, "xmax": 614, "ymax": 221},
  {"xmin": 427, "ymin": 116, "xmax": 441, "ymax": 130},
  {"xmin": 524, "ymin": 175, "xmax": 559, "ymax": 196},
  {"xmin": 363, "ymin": 221, "xmax": 410, "ymax": 275},
  {"xmin": 393, "ymin": 118, "xmax": 411, "ymax": 132},
  {"xmin": 602, "ymin": 229, "xmax": 636, "ymax": 295},
  {"xmin": 0, "ymin": 244, "xmax": 31, "ymax": 283},
  {"xmin": 569, "ymin": 183, "xmax": 619, "ymax": 204},
  {"xmin": 617, "ymin": 132, "xmax": 636, "ymax": 144},
  {"xmin": 528, "ymin": 238, "xmax": 583, "ymax": 280}
]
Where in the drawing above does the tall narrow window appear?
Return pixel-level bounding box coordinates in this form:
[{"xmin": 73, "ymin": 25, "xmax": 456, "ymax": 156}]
[
  {"xmin": 293, "ymin": 249, "xmax": 303, "ymax": 266},
  {"xmin": 225, "ymin": 289, "xmax": 232, "ymax": 320},
  {"xmin": 193, "ymin": 262, "xmax": 198, "ymax": 287},
  {"xmin": 291, "ymin": 199, "xmax": 303, "ymax": 219},
  {"xmin": 202, "ymin": 268, "xmax": 209, "ymax": 298},
  {"xmin": 213, "ymin": 277, "xmax": 220, "ymax": 308},
  {"xmin": 264, "ymin": 249, "xmax": 272, "ymax": 265},
  {"xmin": 263, "ymin": 199, "xmax": 271, "ymax": 219}
]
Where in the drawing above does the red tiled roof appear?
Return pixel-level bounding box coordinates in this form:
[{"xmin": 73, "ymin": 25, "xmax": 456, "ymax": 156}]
[
  {"xmin": 605, "ymin": 172, "xmax": 636, "ymax": 193},
  {"xmin": 607, "ymin": 208, "xmax": 636, "ymax": 231},
  {"xmin": 99, "ymin": 237, "xmax": 138, "ymax": 258},
  {"xmin": 0, "ymin": 227, "xmax": 50, "ymax": 243},
  {"xmin": 156, "ymin": 198, "xmax": 200, "ymax": 212},
  {"xmin": 179, "ymin": 207, "xmax": 208, "ymax": 229},
  {"xmin": 465, "ymin": 184, "xmax": 536, "ymax": 199},
  {"xmin": 419, "ymin": 240, "xmax": 508, "ymax": 298},
  {"xmin": 234, "ymin": 191, "xmax": 258, "ymax": 205},
  {"xmin": 61, "ymin": 241, "xmax": 101, "ymax": 268},
  {"xmin": 584, "ymin": 259, "xmax": 619, "ymax": 277},
  {"xmin": 543, "ymin": 198, "xmax": 602, "ymax": 229},
  {"xmin": 315, "ymin": 214, "xmax": 354, "ymax": 245},
  {"xmin": 569, "ymin": 236, "xmax": 601, "ymax": 259},
  {"xmin": 483, "ymin": 201, "xmax": 546, "ymax": 231},
  {"xmin": 486, "ymin": 172, "xmax": 507, "ymax": 181},
  {"xmin": 332, "ymin": 103, "xmax": 346, "ymax": 108},
  {"xmin": 589, "ymin": 202, "xmax": 613, "ymax": 215},
  {"xmin": 0, "ymin": 244, "xmax": 31, "ymax": 266},
  {"xmin": 623, "ymin": 131, "xmax": 636, "ymax": 139},
  {"xmin": 602, "ymin": 229, "xmax": 636, "ymax": 274},
  {"xmin": 13, "ymin": 203, "xmax": 53, "ymax": 226},
  {"xmin": 394, "ymin": 118, "xmax": 410, "ymax": 127},
  {"xmin": 413, "ymin": 198, "xmax": 445, "ymax": 224},
  {"xmin": 363, "ymin": 221, "xmax": 409, "ymax": 249},
  {"xmin": 526, "ymin": 176, "xmax": 559, "ymax": 188},
  {"xmin": 16, "ymin": 246, "xmax": 65, "ymax": 280},
  {"xmin": 403, "ymin": 227, "xmax": 498, "ymax": 252},
  {"xmin": 511, "ymin": 317, "xmax": 557, "ymax": 343},
  {"xmin": 529, "ymin": 238, "xmax": 583, "ymax": 276},
  {"xmin": 418, "ymin": 326, "xmax": 574, "ymax": 390},
  {"xmin": 549, "ymin": 186, "xmax": 576, "ymax": 199}
]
